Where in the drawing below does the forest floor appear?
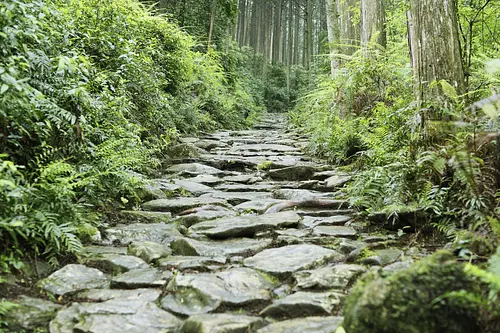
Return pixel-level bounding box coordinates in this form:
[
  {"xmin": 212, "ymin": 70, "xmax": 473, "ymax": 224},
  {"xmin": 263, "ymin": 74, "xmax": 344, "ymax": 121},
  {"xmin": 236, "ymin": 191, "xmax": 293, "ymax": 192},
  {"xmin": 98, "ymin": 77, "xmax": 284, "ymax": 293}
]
[{"xmin": 6, "ymin": 114, "xmax": 438, "ymax": 332}]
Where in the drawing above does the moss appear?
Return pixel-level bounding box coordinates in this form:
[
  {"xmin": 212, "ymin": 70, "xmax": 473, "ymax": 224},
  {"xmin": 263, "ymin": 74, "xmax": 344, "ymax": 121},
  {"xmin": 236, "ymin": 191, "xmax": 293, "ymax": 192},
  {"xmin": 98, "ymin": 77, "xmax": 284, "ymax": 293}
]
[
  {"xmin": 257, "ymin": 161, "xmax": 273, "ymax": 171},
  {"xmin": 343, "ymin": 251, "xmax": 488, "ymax": 333}
]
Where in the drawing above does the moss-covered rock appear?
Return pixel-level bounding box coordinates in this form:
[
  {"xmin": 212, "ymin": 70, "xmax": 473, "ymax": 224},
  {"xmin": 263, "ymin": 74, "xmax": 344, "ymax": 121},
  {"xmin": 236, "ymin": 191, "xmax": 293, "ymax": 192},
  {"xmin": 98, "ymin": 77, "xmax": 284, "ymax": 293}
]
[{"xmin": 343, "ymin": 251, "xmax": 487, "ymax": 333}]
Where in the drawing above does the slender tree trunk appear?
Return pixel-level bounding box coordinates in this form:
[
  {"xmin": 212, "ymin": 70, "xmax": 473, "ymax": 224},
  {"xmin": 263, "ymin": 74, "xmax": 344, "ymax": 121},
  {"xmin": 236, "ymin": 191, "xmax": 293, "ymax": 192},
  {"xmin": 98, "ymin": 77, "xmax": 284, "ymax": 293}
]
[
  {"xmin": 325, "ymin": 0, "xmax": 340, "ymax": 76},
  {"xmin": 361, "ymin": 0, "xmax": 387, "ymax": 48},
  {"xmin": 338, "ymin": 0, "xmax": 360, "ymax": 55},
  {"xmin": 293, "ymin": 1, "xmax": 300, "ymax": 65},
  {"xmin": 305, "ymin": 0, "xmax": 313, "ymax": 68},
  {"xmin": 409, "ymin": 0, "xmax": 466, "ymax": 111},
  {"xmin": 207, "ymin": 0, "xmax": 217, "ymax": 49}
]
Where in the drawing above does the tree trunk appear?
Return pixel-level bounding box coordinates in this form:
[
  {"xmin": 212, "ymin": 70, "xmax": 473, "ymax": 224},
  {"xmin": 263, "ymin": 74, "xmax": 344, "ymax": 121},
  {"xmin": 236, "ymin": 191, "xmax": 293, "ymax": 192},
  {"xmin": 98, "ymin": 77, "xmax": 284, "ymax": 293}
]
[
  {"xmin": 409, "ymin": 0, "xmax": 466, "ymax": 110},
  {"xmin": 293, "ymin": 1, "xmax": 300, "ymax": 65},
  {"xmin": 338, "ymin": 0, "xmax": 360, "ymax": 55},
  {"xmin": 325, "ymin": 0, "xmax": 340, "ymax": 76},
  {"xmin": 305, "ymin": 0, "xmax": 313, "ymax": 68},
  {"xmin": 361, "ymin": 0, "xmax": 386, "ymax": 48},
  {"xmin": 207, "ymin": 0, "xmax": 217, "ymax": 49}
]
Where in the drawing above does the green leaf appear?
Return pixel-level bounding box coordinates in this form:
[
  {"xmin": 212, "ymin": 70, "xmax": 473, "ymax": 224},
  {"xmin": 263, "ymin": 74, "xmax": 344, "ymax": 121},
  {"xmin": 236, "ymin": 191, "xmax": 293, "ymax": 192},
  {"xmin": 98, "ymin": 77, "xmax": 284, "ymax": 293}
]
[
  {"xmin": 335, "ymin": 326, "xmax": 347, "ymax": 333},
  {"xmin": 0, "ymin": 84, "xmax": 8, "ymax": 94},
  {"xmin": 481, "ymin": 104, "xmax": 498, "ymax": 119},
  {"xmin": 440, "ymin": 80, "xmax": 458, "ymax": 101}
]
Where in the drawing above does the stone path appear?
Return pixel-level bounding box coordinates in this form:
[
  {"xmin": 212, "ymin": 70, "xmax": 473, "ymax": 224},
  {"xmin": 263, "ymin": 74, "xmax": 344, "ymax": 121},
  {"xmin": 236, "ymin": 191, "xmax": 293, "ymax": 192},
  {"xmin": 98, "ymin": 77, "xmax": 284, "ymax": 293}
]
[{"xmin": 7, "ymin": 114, "xmax": 418, "ymax": 332}]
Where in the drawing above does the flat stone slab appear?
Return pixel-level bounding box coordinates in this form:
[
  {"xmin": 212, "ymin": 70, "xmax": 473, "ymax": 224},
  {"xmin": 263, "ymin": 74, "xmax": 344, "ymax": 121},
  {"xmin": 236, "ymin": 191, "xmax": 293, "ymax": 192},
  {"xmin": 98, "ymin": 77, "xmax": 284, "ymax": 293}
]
[
  {"xmin": 165, "ymin": 163, "xmax": 225, "ymax": 176},
  {"xmin": 50, "ymin": 299, "xmax": 181, "ymax": 333},
  {"xmin": 268, "ymin": 165, "xmax": 318, "ymax": 181},
  {"xmin": 260, "ymin": 292, "xmax": 344, "ymax": 319},
  {"xmin": 127, "ymin": 241, "xmax": 172, "ymax": 263},
  {"xmin": 38, "ymin": 264, "xmax": 108, "ymax": 296},
  {"xmin": 75, "ymin": 289, "xmax": 161, "ymax": 302},
  {"xmin": 158, "ymin": 256, "xmax": 227, "ymax": 271},
  {"xmin": 4, "ymin": 296, "xmax": 62, "ymax": 331},
  {"xmin": 170, "ymin": 179, "xmax": 214, "ymax": 195},
  {"xmin": 202, "ymin": 191, "xmax": 274, "ymax": 205},
  {"xmin": 185, "ymin": 174, "xmax": 224, "ymax": 186},
  {"xmin": 273, "ymin": 189, "xmax": 331, "ymax": 201},
  {"xmin": 142, "ymin": 197, "xmax": 229, "ymax": 214},
  {"xmin": 234, "ymin": 199, "xmax": 285, "ymax": 214},
  {"xmin": 255, "ymin": 316, "xmax": 344, "ymax": 333},
  {"xmin": 188, "ymin": 212, "xmax": 302, "ymax": 239},
  {"xmin": 301, "ymin": 216, "xmax": 352, "ymax": 228},
  {"xmin": 312, "ymin": 226, "xmax": 358, "ymax": 238},
  {"xmin": 162, "ymin": 268, "xmax": 275, "ymax": 315},
  {"xmin": 83, "ymin": 246, "xmax": 128, "ymax": 256},
  {"xmin": 243, "ymin": 244, "xmax": 342, "ymax": 278},
  {"xmin": 85, "ymin": 254, "xmax": 149, "ymax": 274},
  {"xmin": 324, "ymin": 174, "xmax": 352, "ymax": 189},
  {"xmin": 223, "ymin": 174, "xmax": 255, "ymax": 183},
  {"xmin": 104, "ymin": 223, "xmax": 182, "ymax": 245},
  {"xmin": 120, "ymin": 210, "xmax": 172, "ymax": 224},
  {"xmin": 174, "ymin": 206, "xmax": 237, "ymax": 227},
  {"xmin": 231, "ymin": 144, "xmax": 300, "ymax": 153},
  {"xmin": 171, "ymin": 237, "xmax": 272, "ymax": 257},
  {"xmin": 111, "ymin": 268, "xmax": 172, "ymax": 289},
  {"xmin": 214, "ymin": 184, "xmax": 275, "ymax": 192},
  {"xmin": 182, "ymin": 313, "xmax": 265, "ymax": 333},
  {"xmin": 359, "ymin": 248, "xmax": 404, "ymax": 266},
  {"xmin": 293, "ymin": 264, "xmax": 367, "ymax": 291}
]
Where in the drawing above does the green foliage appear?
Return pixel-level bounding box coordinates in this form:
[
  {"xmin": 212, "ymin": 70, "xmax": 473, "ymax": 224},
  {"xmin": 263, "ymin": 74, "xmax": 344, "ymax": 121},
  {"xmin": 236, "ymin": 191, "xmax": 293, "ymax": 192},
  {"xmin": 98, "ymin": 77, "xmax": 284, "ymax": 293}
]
[{"xmin": 0, "ymin": 0, "xmax": 259, "ymax": 267}]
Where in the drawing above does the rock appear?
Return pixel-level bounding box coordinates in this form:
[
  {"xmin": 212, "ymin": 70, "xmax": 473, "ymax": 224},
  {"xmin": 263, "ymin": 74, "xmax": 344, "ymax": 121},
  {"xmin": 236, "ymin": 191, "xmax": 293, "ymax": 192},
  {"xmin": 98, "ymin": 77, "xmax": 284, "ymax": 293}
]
[
  {"xmin": 111, "ymin": 268, "xmax": 172, "ymax": 289},
  {"xmin": 323, "ymin": 174, "xmax": 352, "ymax": 189},
  {"xmin": 223, "ymin": 174, "xmax": 255, "ymax": 183},
  {"xmin": 215, "ymin": 184, "xmax": 275, "ymax": 192},
  {"xmin": 243, "ymin": 244, "xmax": 342, "ymax": 278},
  {"xmin": 293, "ymin": 264, "xmax": 367, "ymax": 291},
  {"xmin": 272, "ymin": 189, "xmax": 330, "ymax": 201},
  {"xmin": 158, "ymin": 256, "xmax": 227, "ymax": 271},
  {"xmin": 142, "ymin": 197, "xmax": 229, "ymax": 214},
  {"xmin": 186, "ymin": 174, "xmax": 224, "ymax": 186},
  {"xmin": 312, "ymin": 170, "xmax": 339, "ymax": 180},
  {"xmin": 255, "ymin": 316, "xmax": 344, "ymax": 333},
  {"xmin": 343, "ymin": 251, "xmax": 486, "ymax": 333},
  {"xmin": 359, "ymin": 248, "xmax": 404, "ymax": 266},
  {"xmin": 83, "ymin": 246, "xmax": 128, "ymax": 256},
  {"xmin": 166, "ymin": 163, "xmax": 225, "ymax": 176},
  {"xmin": 383, "ymin": 260, "xmax": 415, "ymax": 273},
  {"xmin": 120, "ymin": 210, "xmax": 172, "ymax": 224},
  {"xmin": 188, "ymin": 212, "xmax": 302, "ymax": 239},
  {"xmin": 202, "ymin": 191, "xmax": 274, "ymax": 205},
  {"xmin": 268, "ymin": 165, "xmax": 318, "ymax": 181},
  {"xmin": 172, "ymin": 179, "xmax": 214, "ymax": 195},
  {"xmin": 195, "ymin": 139, "xmax": 225, "ymax": 151},
  {"xmin": 300, "ymin": 216, "xmax": 352, "ymax": 228},
  {"xmin": 85, "ymin": 254, "xmax": 149, "ymax": 274},
  {"xmin": 166, "ymin": 143, "xmax": 204, "ymax": 159},
  {"xmin": 275, "ymin": 229, "xmax": 311, "ymax": 238},
  {"xmin": 174, "ymin": 206, "xmax": 237, "ymax": 227},
  {"xmin": 171, "ymin": 237, "xmax": 272, "ymax": 257},
  {"xmin": 338, "ymin": 239, "xmax": 367, "ymax": 254},
  {"xmin": 312, "ymin": 226, "xmax": 358, "ymax": 238},
  {"xmin": 104, "ymin": 223, "xmax": 182, "ymax": 245},
  {"xmin": 75, "ymin": 289, "xmax": 161, "ymax": 302},
  {"xmin": 127, "ymin": 241, "xmax": 172, "ymax": 263},
  {"xmin": 234, "ymin": 199, "xmax": 285, "ymax": 214},
  {"xmin": 182, "ymin": 313, "xmax": 265, "ymax": 333},
  {"xmin": 260, "ymin": 292, "xmax": 344, "ymax": 319},
  {"xmin": 5, "ymin": 296, "xmax": 62, "ymax": 331},
  {"xmin": 49, "ymin": 299, "xmax": 181, "ymax": 333},
  {"xmin": 38, "ymin": 264, "xmax": 108, "ymax": 296},
  {"xmin": 231, "ymin": 143, "xmax": 300, "ymax": 153},
  {"xmin": 162, "ymin": 268, "xmax": 275, "ymax": 315}
]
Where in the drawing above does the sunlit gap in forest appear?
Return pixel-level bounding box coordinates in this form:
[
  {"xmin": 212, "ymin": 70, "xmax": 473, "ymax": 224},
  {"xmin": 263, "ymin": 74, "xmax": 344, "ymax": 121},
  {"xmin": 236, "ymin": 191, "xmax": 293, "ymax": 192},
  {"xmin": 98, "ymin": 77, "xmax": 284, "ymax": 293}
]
[{"xmin": 0, "ymin": 0, "xmax": 499, "ymax": 332}]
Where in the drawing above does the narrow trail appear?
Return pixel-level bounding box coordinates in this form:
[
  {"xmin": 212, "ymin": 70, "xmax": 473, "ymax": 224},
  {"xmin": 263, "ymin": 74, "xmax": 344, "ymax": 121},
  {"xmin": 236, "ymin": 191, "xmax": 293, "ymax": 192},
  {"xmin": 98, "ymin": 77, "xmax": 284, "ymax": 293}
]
[{"xmin": 19, "ymin": 114, "xmax": 418, "ymax": 332}]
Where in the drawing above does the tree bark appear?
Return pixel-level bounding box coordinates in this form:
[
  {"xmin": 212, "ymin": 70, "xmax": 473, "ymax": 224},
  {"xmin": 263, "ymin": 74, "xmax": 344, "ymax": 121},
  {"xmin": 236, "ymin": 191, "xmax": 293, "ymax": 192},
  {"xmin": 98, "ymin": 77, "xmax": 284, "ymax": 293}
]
[
  {"xmin": 409, "ymin": 0, "xmax": 466, "ymax": 110},
  {"xmin": 337, "ymin": 0, "xmax": 360, "ymax": 55},
  {"xmin": 361, "ymin": 0, "xmax": 387, "ymax": 48},
  {"xmin": 325, "ymin": 0, "xmax": 340, "ymax": 76}
]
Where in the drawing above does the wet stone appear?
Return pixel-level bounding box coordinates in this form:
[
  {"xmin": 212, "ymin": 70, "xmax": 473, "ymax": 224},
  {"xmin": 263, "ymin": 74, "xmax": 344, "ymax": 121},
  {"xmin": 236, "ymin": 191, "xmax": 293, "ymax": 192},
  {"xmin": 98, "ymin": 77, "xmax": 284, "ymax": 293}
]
[
  {"xmin": 181, "ymin": 313, "xmax": 265, "ymax": 333},
  {"xmin": 243, "ymin": 244, "xmax": 343, "ymax": 278},
  {"xmin": 127, "ymin": 241, "xmax": 172, "ymax": 263},
  {"xmin": 188, "ymin": 211, "xmax": 302, "ymax": 239},
  {"xmin": 75, "ymin": 289, "xmax": 161, "ymax": 302},
  {"xmin": 162, "ymin": 268, "xmax": 275, "ymax": 316},
  {"xmin": 300, "ymin": 215, "xmax": 352, "ymax": 228},
  {"xmin": 174, "ymin": 206, "xmax": 237, "ymax": 227},
  {"xmin": 312, "ymin": 226, "xmax": 358, "ymax": 238},
  {"xmin": 260, "ymin": 292, "xmax": 344, "ymax": 319},
  {"xmin": 255, "ymin": 316, "xmax": 344, "ymax": 333},
  {"xmin": 185, "ymin": 174, "xmax": 224, "ymax": 186},
  {"xmin": 158, "ymin": 256, "xmax": 227, "ymax": 271},
  {"xmin": 268, "ymin": 165, "xmax": 318, "ymax": 181},
  {"xmin": 165, "ymin": 163, "xmax": 225, "ymax": 176},
  {"xmin": 359, "ymin": 248, "xmax": 404, "ymax": 266},
  {"xmin": 171, "ymin": 237, "xmax": 272, "ymax": 257},
  {"xmin": 293, "ymin": 264, "xmax": 367, "ymax": 291},
  {"xmin": 223, "ymin": 174, "xmax": 255, "ymax": 183},
  {"xmin": 142, "ymin": 197, "xmax": 229, "ymax": 214},
  {"xmin": 104, "ymin": 223, "xmax": 182, "ymax": 245},
  {"xmin": 120, "ymin": 210, "xmax": 172, "ymax": 224},
  {"xmin": 111, "ymin": 268, "xmax": 172, "ymax": 289},
  {"xmin": 38, "ymin": 264, "xmax": 108, "ymax": 296},
  {"xmin": 214, "ymin": 184, "xmax": 275, "ymax": 192},
  {"xmin": 4, "ymin": 296, "xmax": 62, "ymax": 331},
  {"xmin": 234, "ymin": 199, "xmax": 285, "ymax": 214},
  {"xmin": 202, "ymin": 191, "xmax": 274, "ymax": 205},
  {"xmin": 323, "ymin": 174, "xmax": 352, "ymax": 189},
  {"xmin": 49, "ymin": 299, "xmax": 181, "ymax": 333},
  {"xmin": 338, "ymin": 239, "xmax": 367, "ymax": 254},
  {"xmin": 83, "ymin": 246, "xmax": 128, "ymax": 257},
  {"xmin": 85, "ymin": 254, "xmax": 149, "ymax": 274}
]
